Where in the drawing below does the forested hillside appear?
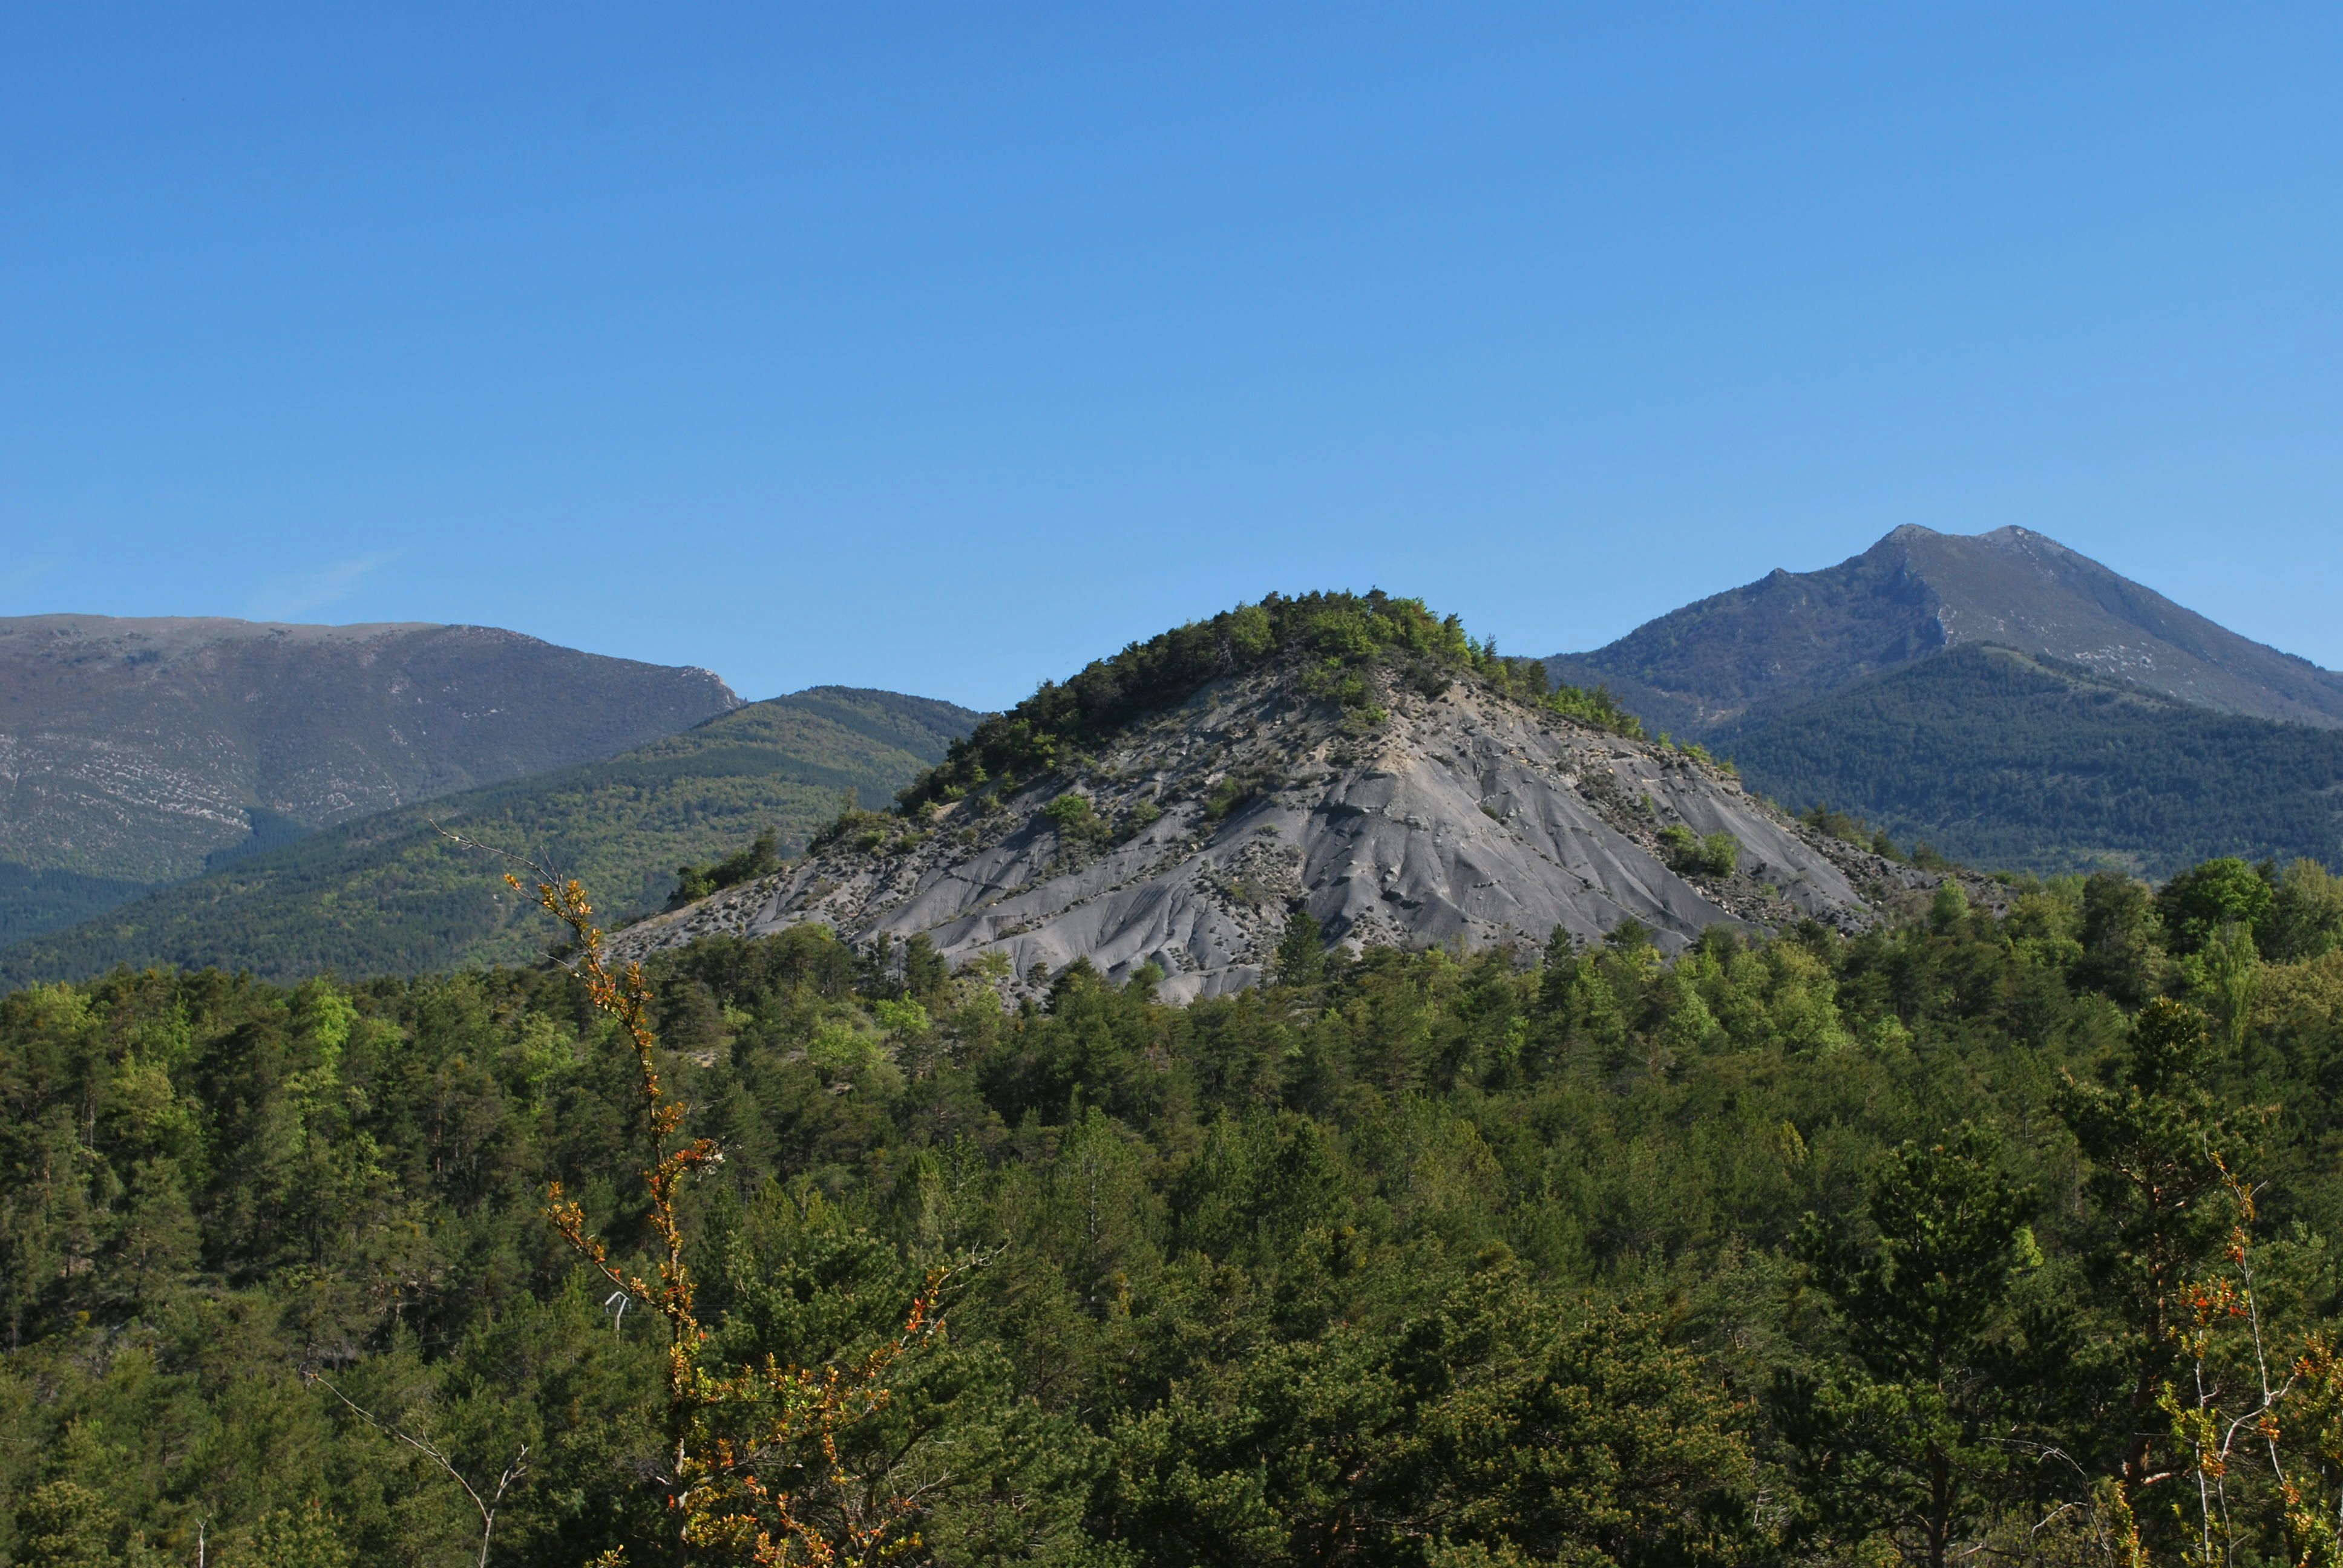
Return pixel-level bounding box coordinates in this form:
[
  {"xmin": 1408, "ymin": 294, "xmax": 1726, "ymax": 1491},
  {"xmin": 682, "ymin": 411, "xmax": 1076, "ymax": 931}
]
[
  {"xmin": 8, "ymin": 852, "xmax": 2343, "ymax": 1564},
  {"xmin": 1720, "ymin": 644, "xmax": 2343, "ymax": 876},
  {"xmin": 0, "ymin": 865, "xmax": 156, "ymax": 953},
  {"xmin": 0, "ymin": 688, "xmax": 974, "ymax": 987}
]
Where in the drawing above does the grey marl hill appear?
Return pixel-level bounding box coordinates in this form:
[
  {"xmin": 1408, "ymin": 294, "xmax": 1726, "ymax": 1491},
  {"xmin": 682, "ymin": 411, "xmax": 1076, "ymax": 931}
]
[{"xmin": 612, "ymin": 656, "xmax": 1974, "ymax": 1001}]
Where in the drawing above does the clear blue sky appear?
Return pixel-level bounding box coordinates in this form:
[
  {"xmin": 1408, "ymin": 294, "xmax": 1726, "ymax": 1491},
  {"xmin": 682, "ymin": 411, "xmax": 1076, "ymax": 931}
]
[{"xmin": 5, "ymin": 7, "xmax": 2339, "ymax": 708}]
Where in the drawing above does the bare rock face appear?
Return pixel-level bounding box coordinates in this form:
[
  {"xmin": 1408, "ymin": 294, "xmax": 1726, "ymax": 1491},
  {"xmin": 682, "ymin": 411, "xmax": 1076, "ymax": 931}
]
[{"xmin": 612, "ymin": 661, "xmax": 1962, "ymax": 1001}]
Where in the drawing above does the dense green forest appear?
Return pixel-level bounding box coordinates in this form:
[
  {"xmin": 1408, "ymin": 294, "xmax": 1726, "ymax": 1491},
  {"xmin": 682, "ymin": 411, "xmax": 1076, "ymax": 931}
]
[
  {"xmin": 0, "ymin": 688, "xmax": 974, "ymax": 989},
  {"xmin": 0, "ymin": 865, "xmax": 154, "ymax": 954},
  {"xmin": 9, "ymin": 848, "xmax": 2343, "ymax": 1564},
  {"xmin": 1720, "ymin": 645, "xmax": 2343, "ymax": 877}
]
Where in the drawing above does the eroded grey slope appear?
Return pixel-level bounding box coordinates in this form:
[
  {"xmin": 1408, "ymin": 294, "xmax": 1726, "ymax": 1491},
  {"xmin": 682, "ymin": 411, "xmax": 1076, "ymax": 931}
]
[{"xmin": 613, "ymin": 665, "xmax": 1958, "ymax": 1000}]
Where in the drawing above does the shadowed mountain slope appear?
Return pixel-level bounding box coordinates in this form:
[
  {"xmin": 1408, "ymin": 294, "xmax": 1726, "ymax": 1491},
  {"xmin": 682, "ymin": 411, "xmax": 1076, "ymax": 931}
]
[
  {"xmin": 616, "ymin": 595, "xmax": 1970, "ymax": 1001},
  {"xmin": 1546, "ymin": 526, "xmax": 2343, "ymax": 737},
  {"xmin": 0, "ymin": 686, "xmax": 974, "ymax": 985},
  {"xmin": 1717, "ymin": 644, "xmax": 2343, "ymax": 878},
  {"xmin": 0, "ymin": 615, "xmax": 741, "ymax": 941}
]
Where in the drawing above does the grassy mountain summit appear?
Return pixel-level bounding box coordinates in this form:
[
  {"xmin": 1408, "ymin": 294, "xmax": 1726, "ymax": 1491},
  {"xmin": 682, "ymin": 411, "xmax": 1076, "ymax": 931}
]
[
  {"xmin": 0, "ymin": 614, "xmax": 741, "ymax": 943},
  {"xmin": 1547, "ymin": 524, "xmax": 2343, "ymax": 737},
  {"xmin": 621, "ymin": 592, "xmax": 1965, "ymax": 996},
  {"xmin": 0, "ymin": 686, "xmax": 974, "ymax": 985}
]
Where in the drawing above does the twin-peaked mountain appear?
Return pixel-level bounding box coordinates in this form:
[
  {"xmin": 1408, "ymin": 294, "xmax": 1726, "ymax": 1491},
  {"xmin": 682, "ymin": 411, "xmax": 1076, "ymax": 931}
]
[
  {"xmin": 1547, "ymin": 524, "xmax": 2343, "ymax": 737},
  {"xmin": 1545, "ymin": 527, "xmax": 2343, "ymax": 876},
  {"xmin": 612, "ymin": 595, "xmax": 1963, "ymax": 999}
]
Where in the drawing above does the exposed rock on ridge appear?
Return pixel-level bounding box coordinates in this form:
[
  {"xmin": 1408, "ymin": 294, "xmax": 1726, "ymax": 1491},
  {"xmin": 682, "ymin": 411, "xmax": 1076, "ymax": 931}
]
[
  {"xmin": 612, "ymin": 660, "xmax": 1959, "ymax": 1001},
  {"xmin": 1547, "ymin": 525, "xmax": 2343, "ymax": 737}
]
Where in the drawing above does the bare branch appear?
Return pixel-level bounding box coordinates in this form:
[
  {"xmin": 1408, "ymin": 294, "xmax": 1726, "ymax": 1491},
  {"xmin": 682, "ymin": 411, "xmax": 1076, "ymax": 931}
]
[{"xmin": 304, "ymin": 1370, "xmax": 526, "ymax": 1568}]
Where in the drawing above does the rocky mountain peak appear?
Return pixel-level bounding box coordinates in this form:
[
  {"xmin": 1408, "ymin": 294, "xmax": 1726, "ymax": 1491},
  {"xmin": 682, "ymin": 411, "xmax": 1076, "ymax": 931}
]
[
  {"xmin": 612, "ymin": 599, "xmax": 1956, "ymax": 999},
  {"xmin": 1547, "ymin": 526, "xmax": 2343, "ymax": 737}
]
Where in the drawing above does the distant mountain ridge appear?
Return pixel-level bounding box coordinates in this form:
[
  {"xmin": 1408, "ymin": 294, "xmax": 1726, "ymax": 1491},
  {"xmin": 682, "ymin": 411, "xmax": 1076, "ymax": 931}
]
[
  {"xmin": 0, "ymin": 685, "xmax": 976, "ymax": 985},
  {"xmin": 1539, "ymin": 527, "xmax": 2343, "ymax": 877},
  {"xmin": 1547, "ymin": 526, "xmax": 2343, "ymax": 737},
  {"xmin": 0, "ymin": 613, "xmax": 741, "ymax": 944}
]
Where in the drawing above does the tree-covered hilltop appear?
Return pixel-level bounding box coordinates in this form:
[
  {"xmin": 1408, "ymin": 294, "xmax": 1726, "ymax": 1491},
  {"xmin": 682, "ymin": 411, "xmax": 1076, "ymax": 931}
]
[
  {"xmin": 612, "ymin": 593, "xmax": 1762, "ymax": 998},
  {"xmin": 897, "ymin": 590, "xmax": 1642, "ymax": 812},
  {"xmin": 8, "ymin": 854, "xmax": 2343, "ymax": 1564}
]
